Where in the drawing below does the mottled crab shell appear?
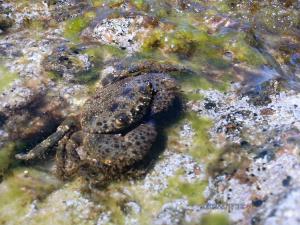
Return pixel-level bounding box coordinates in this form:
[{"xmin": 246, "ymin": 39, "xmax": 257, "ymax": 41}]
[
  {"xmin": 81, "ymin": 122, "xmax": 157, "ymax": 178},
  {"xmin": 81, "ymin": 75, "xmax": 154, "ymax": 134},
  {"xmin": 80, "ymin": 73, "xmax": 179, "ymax": 134}
]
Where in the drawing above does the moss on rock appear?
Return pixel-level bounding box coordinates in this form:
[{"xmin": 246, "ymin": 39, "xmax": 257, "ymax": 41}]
[{"xmin": 0, "ymin": 66, "xmax": 18, "ymax": 92}]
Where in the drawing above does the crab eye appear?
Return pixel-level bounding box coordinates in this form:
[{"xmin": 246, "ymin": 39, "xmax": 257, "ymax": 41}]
[{"xmin": 114, "ymin": 113, "xmax": 129, "ymax": 128}]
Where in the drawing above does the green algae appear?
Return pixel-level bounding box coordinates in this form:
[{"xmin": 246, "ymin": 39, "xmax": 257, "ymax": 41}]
[
  {"xmin": 139, "ymin": 10, "xmax": 272, "ymax": 94},
  {"xmin": 141, "ymin": 27, "xmax": 228, "ymax": 67},
  {"xmin": 48, "ymin": 68, "xmax": 99, "ymax": 86},
  {"xmin": 85, "ymin": 182, "xmax": 131, "ymax": 225},
  {"xmin": 0, "ymin": 141, "xmax": 37, "ymax": 177},
  {"xmin": 46, "ymin": 71, "xmax": 61, "ymax": 81},
  {"xmin": 20, "ymin": 178, "xmax": 98, "ymax": 225},
  {"xmin": 140, "ymin": 23, "xmax": 234, "ymax": 92},
  {"xmin": 186, "ymin": 113, "xmax": 218, "ymax": 161},
  {"xmin": 91, "ymin": 0, "xmax": 124, "ymax": 8},
  {"xmin": 84, "ymin": 45, "xmax": 125, "ymax": 62},
  {"xmin": 80, "ymin": 45, "xmax": 125, "ymax": 85},
  {"xmin": 144, "ymin": 27, "xmax": 263, "ymax": 68},
  {"xmin": 186, "ymin": 92, "xmax": 205, "ymax": 101},
  {"xmin": 0, "ymin": 168, "xmax": 61, "ymax": 225},
  {"xmin": 64, "ymin": 12, "xmax": 95, "ymax": 42},
  {"xmin": 141, "ymin": 23, "xmax": 228, "ymax": 68},
  {"xmin": 176, "ymin": 72, "xmax": 217, "ymax": 91},
  {"xmin": 98, "ymin": 195, "xmax": 125, "ymax": 225},
  {"xmin": 0, "ymin": 66, "xmax": 18, "ymax": 92},
  {"xmin": 0, "ymin": 143, "xmax": 17, "ymax": 176},
  {"xmin": 206, "ymin": 144, "xmax": 250, "ymax": 177},
  {"xmin": 166, "ymin": 110, "xmax": 221, "ymax": 164},
  {"xmin": 91, "ymin": 0, "xmax": 104, "ymax": 7},
  {"xmin": 64, "ymin": 17, "xmax": 89, "ymax": 42},
  {"xmin": 159, "ymin": 169, "xmax": 208, "ymax": 205},
  {"xmin": 46, "ymin": 44, "xmax": 125, "ymax": 85},
  {"xmin": 130, "ymin": 0, "xmax": 146, "ymax": 10},
  {"xmin": 200, "ymin": 213, "xmax": 231, "ymax": 225},
  {"xmin": 126, "ymin": 176, "xmax": 207, "ymax": 224},
  {"xmin": 185, "ymin": 113, "xmax": 248, "ymax": 179},
  {"xmin": 222, "ymin": 32, "xmax": 266, "ymax": 66},
  {"xmin": 75, "ymin": 69, "xmax": 100, "ymax": 85},
  {"xmin": 24, "ymin": 19, "xmax": 45, "ymax": 31}
]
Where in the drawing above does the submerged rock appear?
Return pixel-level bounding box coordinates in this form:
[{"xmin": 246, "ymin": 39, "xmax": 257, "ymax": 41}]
[
  {"xmin": 0, "ymin": 79, "xmax": 46, "ymax": 116},
  {"xmin": 42, "ymin": 45, "xmax": 93, "ymax": 82},
  {"xmin": 153, "ymin": 200, "xmax": 186, "ymax": 225},
  {"xmin": 47, "ymin": 0, "xmax": 91, "ymax": 22},
  {"xmin": 81, "ymin": 15, "xmax": 150, "ymax": 53},
  {"xmin": 190, "ymin": 83, "xmax": 300, "ymax": 147},
  {"xmin": 242, "ymin": 79, "xmax": 280, "ymax": 106},
  {"xmin": 0, "ymin": 14, "xmax": 13, "ymax": 33},
  {"xmin": 0, "ymin": 3, "xmax": 14, "ymax": 33},
  {"xmin": 0, "ymin": 168, "xmax": 62, "ymax": 224},
  {"xmin": 262, "ymin": 188, "xmax": 300, "ymax": 225}
]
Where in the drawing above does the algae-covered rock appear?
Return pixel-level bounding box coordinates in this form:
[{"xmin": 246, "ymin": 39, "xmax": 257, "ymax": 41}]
[
  {"xmin": 0, "ymin": 66, "xmax": 18, "ymax": 93},
  {"xmin": 81, "ymin": 15, "xmax": 150, "ymax": 53},
  {"xmin": 0, "ymin": 14, "xmax": 13, "ymax": 32},
  {"xmin": 0, "ymin": 142, "xmax": 19, "ymax": 176},
  {"xmin": 0, "ymin": 168, "xmax": 62, "ymax": 225},
  {"xmin": 0, "ymin": 3, "xmax": 14, "ymax": 32},
  {"xmin": 42, "ymin": 45, "xmax": 93, "ymax": 82}
]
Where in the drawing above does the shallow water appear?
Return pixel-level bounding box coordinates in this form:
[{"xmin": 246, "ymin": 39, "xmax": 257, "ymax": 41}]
[{"xmin": 0, "ymin": 1, "xmax": 300, "ymax": 224}]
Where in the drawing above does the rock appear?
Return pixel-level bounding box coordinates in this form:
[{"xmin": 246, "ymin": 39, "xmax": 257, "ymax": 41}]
[
  {"xmin": 0, "ymin": 3, "xmax": 14, "ymax": 32},
  {"xmin": 47, "ymin": 0, "xmax": 91, "ymax": 22},
  {"xmin": 42, "ymin": 45, "xmax": 93, "ymax": 81},
  {"xmin": 0, "ymin": 14, "xmax": 13, "ymax": 32},
  {"xmin": 0, "ymin": 168, "xmax": 62, "ymax": 224},
  {"xmin": 191, "ymin": 84, "xmax": 300, "ymax": 148},
  {"xmin": 0, "ymin": 80, "xmax": 46, "ymax": 116},
  {"xmin": 242, "ymin": 80, "xmax": 280, "ymax": 106},
  {"xmin": 142, "ymin": 151, "xmax": 204, "ymax": 192},
  {"xmin": 3, "ymin": 95, "xmax": 65, "ymax": 141},
  {"xmin": 122, "ymin": 201, "xmax": 141, "ymax": 215},
  {"xmin": 153, "ymin": 200, "xmax": 187, "ymax": 225},
  {"xmin": 81, "ymin": 16, "xmax": 150, "ymax": 53},
  {"xmin": 262, "ymin": 188, "xmax": 300, "ymax": 225}
]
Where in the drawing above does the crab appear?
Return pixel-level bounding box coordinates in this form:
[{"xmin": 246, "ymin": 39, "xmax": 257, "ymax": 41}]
[{"xmin": 15, "ymin": 61, "xmax": 183, "ymax": 186}]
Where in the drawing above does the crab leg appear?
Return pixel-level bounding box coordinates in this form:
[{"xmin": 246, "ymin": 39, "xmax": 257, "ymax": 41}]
[
  {"xmin": 55, "ymin": 131, "xmax": 83, "ymax": 179},
  {"xmin": 83, "ymin": 121, "xmax": 157, "ymax": 170},
  {"xmin": 15, "ymin": 117, "xmax": 78, "ymax": 161}
]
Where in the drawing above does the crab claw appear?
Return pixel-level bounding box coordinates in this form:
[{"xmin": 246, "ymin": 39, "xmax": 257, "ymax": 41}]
[
  {"xmin": 15, "ymin": 117, "xmax": 78, "ymax": 161},
  {"xmin": 81, "ymin": 121, "xmax": 157, "ymax": 179}
]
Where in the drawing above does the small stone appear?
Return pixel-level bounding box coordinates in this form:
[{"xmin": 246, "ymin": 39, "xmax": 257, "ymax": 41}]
[
  {"xmin": 204, "ymin": 101, "xmax": 216, "ymax": 110},
  {"xmin": 252, "ymin": 199, "xmax": 263, "ymax": 207},
  {"xmin": 282, "ymin": 176, "xmax": 292, "ymax": 187},
  {"xmin": 260, "ymin": 108, "xmax": 275, "ymax": 116}
]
